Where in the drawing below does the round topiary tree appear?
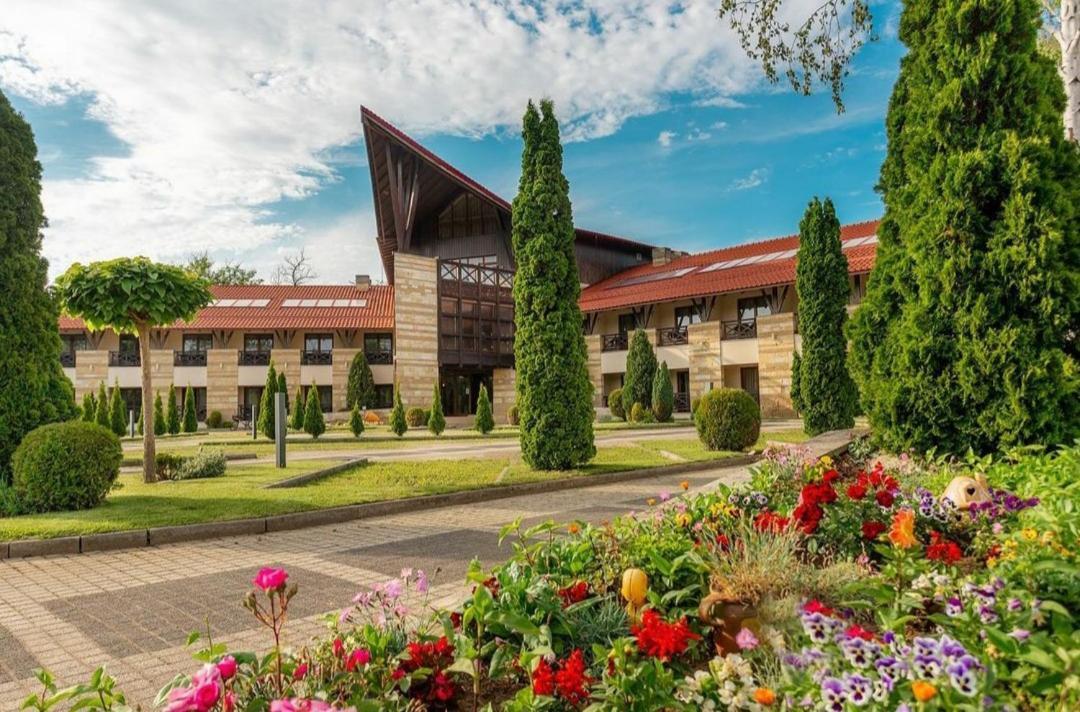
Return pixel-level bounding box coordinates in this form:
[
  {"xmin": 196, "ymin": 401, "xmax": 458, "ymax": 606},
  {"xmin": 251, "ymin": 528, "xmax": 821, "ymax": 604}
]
[
  {"xmin": 652, "ymin": 361, "xmax": 674, "ymax": 423},
  {"xmin": 607, "ymin": 387, "xmax": 625, "ymax": 420},
  {"xmin": 55, "ymin": 258, "xmax": 212, "ymax": 481},
  {"xmin": 507, "ymin": 403, "xmax": 520, "ymax": 426},
  {"xmin": 695, "ymin": 388, "xmax": 761, "ymax": 451},
  {"xmin": 166, "ymin": 383, "xmax": 180, "ymax": 435},
  {"xmin": 428, "ymin": 384, "xmax": 446, "ymax": 436},
  {"xmin": 257, "ymin": 361, "xmax": 278, "ymax": 440},
  {"xmin": 621, "ymin": 330, "xmax": 658, "ymax": 417},
  {"xmin": 346, "ymin": 352, "xmax": 376, "ymax": 409},
  {"xmin": 11, "ymin": 421, "xmax": 122, "ymax": 513},
  {"xmin": 290, "ymin": 385, "xmax": 305, "ymax": 431},
  {"xmin": 303, "ymin": 383, "xmax": 325, "ymax": 439},
  {"xmin": 474, "ymin": 384, "xmax": 494, "ymax": 435},
  {"xmin": 629, "ymin": 402, "xmax": 649, "ymax": 423},
  {"xmin": 406, "ymin": 407, "xmax": 427, "ymax": 428},
  {"xmin": 389, "ymin": 383, "xmax": 408, "ymax": 437},
  {"xmin": 349, "ymin": 402, "xmax": 365, "ymax": 438}
]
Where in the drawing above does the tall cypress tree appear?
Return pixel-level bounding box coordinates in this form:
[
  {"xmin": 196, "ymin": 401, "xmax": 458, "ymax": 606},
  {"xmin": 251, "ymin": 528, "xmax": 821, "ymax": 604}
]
[
  {"xmin": 95, "ymin": 381, "xmax": 110, "ymax": 430},
  {"xmin": 621, "ymin": 329, "xmax": 658, "ymax": 415},
  {"xmin": 428, "ymin": 383, "xmax": 446, "ymax": 436},
  {"xmin": 277, "ymin": 371, "xmax": 288, "ymax": 412},
  {"xmin": 796, "ymin": 197, "xmax": 858, "ymax": 435},
  {"xmin": 153, "ymin": 391, "xmax": 166, "ymax": 436},
  {"xmin": 0, "ymin": 90, "xmax": 77, "ymax": 481},
  {"xmin": 346, "ymin": 352, "xmax": 376, "ymax": 409},
  {"xmin": 166, "ymin": 383, "xmax": 180, "ymax": 435},
  {"xmin": 82, "ymin": 392, "xmax": 96, "ymax": 422},
  {"xmin": 512, "ymin": 100, "xmax": 595, "ymax": 470},
  {"xmin": 182, "ymin": 387, "xmax": 198, "ymax": 433},
  {"xmin": 258, "ymin": 361, "xmax": 278, "ymax": 439},
  {"xmin": 848, "ymin": 0, "xmax": 1079, "ymax": 454},
  {"xmin": 109, "ymin": 380, "xmax": 127, "ymax": 436}
]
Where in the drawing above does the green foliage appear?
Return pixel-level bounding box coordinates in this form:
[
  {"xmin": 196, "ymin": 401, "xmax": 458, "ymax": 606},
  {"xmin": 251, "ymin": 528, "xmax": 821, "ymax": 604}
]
[
  {"xmin": 349, "ymin": 403, "xmax": 365, "ymax": 438},
  {"xmin": 206, "ymin": 410, "xmax": 223, "ymax": 429},
  {"xmin": 257, "ymin": 362, "xmax": 277, "ymax": 439},
  {"xmin": 10, "ymin": 421, "xmax": 121, "ymax": 513},
  {"xmin": 0, "ymin": 90, "xmax": 78, "ymax": 483},
  {"xmin": 629, "ymin": 401, "xmax": 655, "ymax": 423},
  {"xmin": 790, "ymin": 349, "xmax": 804, "ymax": 414},
  {"xmin": 153, "ymin": 452, "xmax": 186, "ymax": 480},
  {"xmin": 507, "ymin": 403, "xmax": 520, "ymax": 426},
  {"xmin": 108, "ymin": 381, "xmax": 127, "ymax": 436},
  {"xmin": 405, "ymin": 407, "xmax": 427, "ymax": 428},
  {"xmin": 796, "ymin": 197, "xmax": 858, "ymax": 435},
  {"xmin": 695, "ymin": 388, "xmax": 761, "ymax": 451},
  {"xmin": 474, "ymin": 384, "xmax": 494, "ymax": 434},
  {"xmin": 166, "ymin": 384, "xmax": 180, "ymax": 435},
  {"xmin": 607, "ymin": 387, "xmax": 625, "ymax": 420},
  {"xmin": 651, "ymin": 361, "xmax": 674, "ymax": 422},
  {"xmin": 346, "ymin": 351, "xmax": 376, "ymax": 409},
  {"xmin": 848, "ymin": 0, "xmax": 1080, "ymax": 454},
  {"xmin": 172, "ymin": 451, "xmax": 227, "ymax": 480},
  {"xmin": 153, "ymin": 391, "xmax": 165, "ymax": 436},
  {"xmin": 289, "ymin": 385, "xmax": 305, "ymax": 430},
  {"xmin": 182, "ymin": 387, "xmax": 197, "ymax": 433},
  {"xmin": 277, "ymin": 372, "xmax": 288, "ymax": 412},
  {"xmin": 180, "ymin": 250, "xmax": 261, "ymax": 285},
  {"xmin": 622, "ymin": 329, "xmax": 658, "ymax": 415},
  {"xmin": 303, "ymin": 384, "xmax": 325, "ymax": 439},
  {"xmin": 428, "ymin": 383, "xmax": 446, "ymax": 436},
  {"xmin": 389, "ymin": 383, "xmax": 407, "ymax": 437},
  {"xmin": 81, "ymin": 392, "xmax": 96, "ymax": 423},
  {"xmin": 95, "ymin": 381, "xmax": 110, "ymax": 430},
  {"xmin": 511, "ymin": 100, "xmax": 595, "ymax": 469}
]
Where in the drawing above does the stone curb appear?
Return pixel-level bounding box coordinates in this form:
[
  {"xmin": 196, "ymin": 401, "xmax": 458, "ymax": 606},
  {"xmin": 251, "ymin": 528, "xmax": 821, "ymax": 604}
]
[
  {"xmin": 262, "ymin": 458, "xmax": 369, "ymax": 489},
  {"xmin": 0, "ymin": 455, "xmax": 757, "ymax": 560}
]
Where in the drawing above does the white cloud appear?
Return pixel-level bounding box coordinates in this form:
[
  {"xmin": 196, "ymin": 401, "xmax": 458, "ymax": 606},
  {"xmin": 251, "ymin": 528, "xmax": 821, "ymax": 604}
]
[
  {"xmin": 728, "ymin": 167, "xmax": 769, "ymax": 191},
  {"xmin": 657, "ymin": 130, "xmax": 677, "ymax": 147},
  {"xmin": 0, "ymin": 0, "xmax": 818, "ymax": 279},
  {"xmin": 710, "ymin": 120, "xmax": 729, "ymax": 130}
]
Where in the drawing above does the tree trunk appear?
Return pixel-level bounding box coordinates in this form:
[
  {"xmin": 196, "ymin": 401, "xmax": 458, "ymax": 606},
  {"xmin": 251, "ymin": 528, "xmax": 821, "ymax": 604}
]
[
  {"xmin": 1059, "ymin": 1, "xmax": 1080, "ymax": 141},
  {"xmin": 136, "ymin": 322, "xmax": 156, "ymax": 483}
]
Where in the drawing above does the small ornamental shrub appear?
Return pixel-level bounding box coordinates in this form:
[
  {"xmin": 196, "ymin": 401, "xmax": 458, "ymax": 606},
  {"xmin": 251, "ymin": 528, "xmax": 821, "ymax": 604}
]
[
  {"xmin": 608, "ymin": 387, "xmax": 625, "ymax": 420},
  {"xmin": 652, "ymin": 362, "xmax": 674, "ymax": 423},
  {"xmin": 389, "ymin": 384, "xmax": 407, "ymax": 437},
  {"xmin": 257, "ymin": 362, "xmax": 277, "ymax": 440},
  {"xmin": 11, "ymin": 421, "xmax": 121, "ymax": 513},
  {"xmin": 154, "ymin": 452, "xmax": 186, "ymax": 480},
  {"xmin": 81, "ymin": 392, "xmax": 96, "ymax": 422},
  {"xmin": 349, "ymin": 403, "xmax": 365, "ymax": 438},
  {"xmin": 153, "ymin": 392, "xmax": 166, "ymax": 436},
  {"xmin": 507, "ymin": 403, "xmax": 520, "ymax": 426},
  {"xmin": 346, "ymin": 352, "xmax": 376, "ymax": 409},
  {"xmin": 406, "ymin": 407, "xmax": 427, "ymax": 428},
  {"xmin": 621, "ymin": 329, "xmax": 657, "ymax": 416},
  {"xmin": 629, "ymin": 402, "xmax": 647, "ymax": 423},
  {"xmin": 166, "ymin": 384, "xmax": 181, "ymax": 435},
  {"xmin": 303, "ymin": 384, "xmax": 326, "ymax": 439},
  {"xmin": 182, "ymin": 388, "xmax": 198, "ymax": 433},
  {"xmin": 95, "ymin": 381, "xmax": 109, "ymax": 429},
  {"xmin": 108, "ymin": 381, "xmax": 127, "ymax": 436},
  {"xmin": 289, "ymin": 385, "xmax": 305, "ymax": 431},
  {"xmin": 474, "ymin": 384, "xmax": 494, "ymax": 434},
  {"xmin": 277, "ymin": 372, "xmax": 288, "ymax": 412},
  {"xmin": 428, "ymin": 384, "xmax": 445, "ymax": 436},
  {"xmin": 173, "ymin": 450, "xmax": 227, "ymax": 480},
  {"xmin": 695, "ymin": 388, "xmax": 761, "ymax": 451},
  {"xmin": 206, "ymin": 410, "xmax": 223, "ymax": 429}
]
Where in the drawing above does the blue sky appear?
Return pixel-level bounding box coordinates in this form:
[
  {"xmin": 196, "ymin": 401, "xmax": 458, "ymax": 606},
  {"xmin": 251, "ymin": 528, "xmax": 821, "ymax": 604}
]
[{"xmin": 1, "ymin": 0, "xmax": 903, "ymax": 283}]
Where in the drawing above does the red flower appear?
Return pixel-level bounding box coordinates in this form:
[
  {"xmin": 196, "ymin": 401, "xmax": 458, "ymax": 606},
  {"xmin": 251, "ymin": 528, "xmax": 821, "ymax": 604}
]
[
  {"xmin": 430, "ymin": 671, "xmax": 455, "ymax": 702},
  {"xmin": 715, "ymin": 532, "xmax": 731, "ymax": 550},
  {"xmin": 449, "ymin": 611, "xmax": 462, "ymax": 629},
  {"xmin": 532, "ymin": 658, "xmax": 556, "ymax": 696},
  {"xmin": 861, "ymin": 521, "xmax": 886, "ymax": 540},
  {"xmin": 396, "ymin": 636, "xmax": 458, "ymax": 703},
  {"xmin": 802, "ymin": 600, "xmax": 836, "ymax": 617},
  {"xmin": 332, "ymin": 638, "xmax": 344, "ymax": 658},
  {"xmin": 822, "ymin": 469, "xmax": 840, "ymax": 484},
  {"xmin": 792, "ymin": 501, "xmax": 823, "ymax": 534},
  {"xmin": 558, "ymin": 581, "xmax": 589, "ymax": 607},
  {"xmin": 754, "ymin": 510, "xmax": 790, "ymax": 533},
  {"xmin": 847, "ymin": 483, "xmax": 868, "ymax": 500},
  {"xmin": 845, "ymin": 624, "xmax": 875, "ymax": 641},
  {"xmin": 875, "ymin": 490, "xmax": 895, "ymax": 508},
  {"xmin": 553, "ymin": 649, "xmax": 592, "ymax": 705},
  {"xmin": 927, "ymin": 531, "xmax": 963, "ymax": 564},
  {"xmin": 631, "ymin": 610, "xmax": 701, "ymax": 661}
]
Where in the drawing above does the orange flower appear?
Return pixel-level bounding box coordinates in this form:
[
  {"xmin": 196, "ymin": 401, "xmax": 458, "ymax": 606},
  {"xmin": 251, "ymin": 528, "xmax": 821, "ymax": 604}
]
[
  {"xmin": 646, "ymin": 498, "xmax": 657, "ymax": 506},
  {"xmin": 680, "ymin": 480, "xmax": 690, "ymax": 491},
  {"xmin": 911, "ymin": 680, "xmax": 937, "ymax": 702},
  {"xmin": 888, "ymin": 509, "xmax": 918, "ymax": 549},
  {"xmin": 567, "ymin": 522, "xmax": 581, "ymax": 535},
  {"xmin": 753, "ymin": 687, "xmax": 776, "ymax": 705}
]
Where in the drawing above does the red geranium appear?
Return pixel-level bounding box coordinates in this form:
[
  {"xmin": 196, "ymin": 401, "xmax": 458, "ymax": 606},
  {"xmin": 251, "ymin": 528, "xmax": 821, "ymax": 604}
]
[
  {"xmin": 846, "ymin": 483, "xmax": 868, "ymax": 500},
  {"xmin": 532, "ymin": 658, "xmax": 555, "ymax": 696},
  {"xmin": 396, "ymin": 636, "xmax": 457, "ymax": 704},
  {"xmin": 927, "ymin": 531, "xmax": 963, "ymax": 564},
  {"xmin": 715, "ymin": 532, "xmax": 731, "ymax": 550},
  {"xmin": 861, "ymin": 521, "xmax": 886, "ymax": 540},
  {"xmin": 845, "ymin": 624, "xmax": 876, "ymax": 641},
  {"xmin": 875, "ymin": 490, "xmax": 895, "ymax": 508},
  {"xmin": 802, "ymin": 599, "xmax": 836, "ymax": 616},
  {"xmin": 754, "ymin": 510, "xmax": 790, "ymax": 533},
  {"xmin": 631, "ymin": 609, "xmax": 701, "ymax": 661},
  {"xmin": 558, "ymin": 581, "xmax": 589, "ymax": 607},
  {"xmin": 532, "ymin": 650, "xmax": 592, "ymax": 705}
]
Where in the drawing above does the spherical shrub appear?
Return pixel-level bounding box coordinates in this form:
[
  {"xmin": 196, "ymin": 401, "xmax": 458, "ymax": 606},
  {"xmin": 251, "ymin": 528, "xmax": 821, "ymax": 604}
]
[
  {"xmin": 406, "ymin": 407, "xmax": 428, "ymax": 427},
  {"xmin": 507, "ymin": 404, "xmax": 520, "ymax": 426},
  {"xmin": 629, "ymin": 402, "xmax": 646, "ymax": 423},
  {"xmin": 694, "ymin": 388, "xmax": 761, "ymax": 451},
  {"xmin": 206, "ymin": 410, "xmax": 223, "ymax": 428},
  {"xmin": 608, "ymin": 387, "xmax": 625, "ymax": 420},
  {"xmin": 11, "ymin": 421, "xmax": 122, "ymax": 513}
]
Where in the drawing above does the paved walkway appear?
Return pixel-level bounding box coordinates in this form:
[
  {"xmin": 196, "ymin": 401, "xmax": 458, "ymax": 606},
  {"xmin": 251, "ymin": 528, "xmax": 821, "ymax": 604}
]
[{"xmin": 0, "ymin": 461, "xmax": 754, "ymax": 709}]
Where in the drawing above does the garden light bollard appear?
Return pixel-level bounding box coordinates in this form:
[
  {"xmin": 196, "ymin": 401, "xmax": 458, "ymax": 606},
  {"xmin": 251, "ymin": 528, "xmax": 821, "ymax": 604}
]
[
  {"xmin": 252, "ymin": 403, "xmax": 258, "ymax": 440},
  {"xmin": 274, "ymin": 392, "xmax": 286, "ymax": 468},
  {"xmin": 128, "ymin": 410, "xmax": 135, "ymax": 438}
]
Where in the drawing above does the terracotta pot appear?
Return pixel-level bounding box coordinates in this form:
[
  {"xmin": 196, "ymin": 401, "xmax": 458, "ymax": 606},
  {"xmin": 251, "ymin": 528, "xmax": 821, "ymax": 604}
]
[{"xmin": 698, "ymin": 593, "xmax": 760, "ymax": 656}]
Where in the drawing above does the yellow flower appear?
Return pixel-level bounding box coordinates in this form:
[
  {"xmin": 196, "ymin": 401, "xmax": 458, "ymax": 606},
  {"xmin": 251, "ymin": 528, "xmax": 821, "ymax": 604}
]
[
  {"xmin": 676, "ymin": 513, "xmax": 692, "ymax": 527},
  {"xmin": 911, "ymin": 681, "xmax": 937, "ymax": 702},
  {"xmin": 820, "ymin": 455, "xmax": 833, "ymax": 468},
  {"xmin": 1040, "ymin": 531, "xmax": 1056, "ymax": 545},
  {"xmin": 646, "ymin": 498, "xmax": 657, "ymax": 506},
  {"xmin": 1022, "ymin": 528, "xmax": 1038, "ymax": 542},
  {"xmin": 986, "ymin": 644, "xmax": 1000, "ymax": 659},
  {"xmin": 987, "ymin": 557, "xmax": 997, "ymax": 568},
  {"xmin": 567, "ymin": 522, "xmax": 580, "ymax": 535}
]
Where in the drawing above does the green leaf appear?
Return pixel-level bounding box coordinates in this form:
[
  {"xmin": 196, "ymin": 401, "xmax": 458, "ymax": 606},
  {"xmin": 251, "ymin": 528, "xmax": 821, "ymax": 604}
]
[
  {"xmin": 496, "ymin": 611, "xmax": 541, "ymax": 637},
  {"xmin": 1021, "ymin": 647, "xmax": 1060, "ymax": 671}
]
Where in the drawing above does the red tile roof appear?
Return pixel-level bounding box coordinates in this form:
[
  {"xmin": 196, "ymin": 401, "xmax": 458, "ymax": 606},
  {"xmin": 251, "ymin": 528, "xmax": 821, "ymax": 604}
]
[
  {"xmin": 59, "ymin": 284, "xmax": 394, "ymax": 332},
  {"xmin": 578, "ymin": 220, "xmax": 880, "ymax": 313}
]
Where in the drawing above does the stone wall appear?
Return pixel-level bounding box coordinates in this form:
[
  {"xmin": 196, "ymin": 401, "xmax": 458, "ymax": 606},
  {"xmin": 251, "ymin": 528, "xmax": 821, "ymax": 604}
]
[
  {"xmin": 757, "ymin": 312, "xmax": 796, "ymax": 417},
  {"xmin": 584, "ymin": 334, "xmax": 603, "ymax": 406},
  {"xmin": 74, "ymin": 350, "xmax": 108, "ymax": 399},
  {"xmin": 149, "ymin": 350, "xmax": 174, "ymax": 399},
  {"xmin": 206, "ymin": 349, "xmax": 238, "ymax": 420},
  {"xmin": 492, "ymin": 368, "xmax": 516, "ymax": 424},
  {"xmin": 270, "ymin": 349, "xmax": 301, "ymax": 398},
  {"xmin": 687, "ymin": 321, "xmax": 722, "ymax": 399},
  {"xmin": 332, "ymin": 348, "xmax": 360, "ymax": 412},
  {"xmin": 393, "ymin": 253, "xmax": 439, "ymax": 408}
]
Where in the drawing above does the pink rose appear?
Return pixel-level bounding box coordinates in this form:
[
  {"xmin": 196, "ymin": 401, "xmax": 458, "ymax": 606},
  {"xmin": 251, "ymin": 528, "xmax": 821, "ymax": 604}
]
[
  {"xmin": 252, "ymin": 567, "xmax": 289, "ymax": 592},
  {"xmin": 735, "ymin": 627, "xmax": 759, "ymax": 651},
  {"xmin": 216, "ymin": 655, "xmax": 237, "ymax": 680},
  {"xmin": 345, "ymin": 648, "xmax": 371, "ymax": 672},
  {"xmin": 223, "ymin": 692, "xmax": 236, "ymax": 712},
  {"xmin": 270, "ymin": 701, "xmax": 299, "ymax": 712}
]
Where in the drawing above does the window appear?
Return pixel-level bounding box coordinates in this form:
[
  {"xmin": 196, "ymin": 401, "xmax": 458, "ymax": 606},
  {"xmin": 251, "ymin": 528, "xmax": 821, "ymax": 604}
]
[
  {"xmin": 304, "ymin": 334, "xmax": 333, "ymax": 353},
  {"xmin": 244, "ymin": 334, "xmax": 274, "ymax": 352},
  {"xmin": 458, "ymin": 254, "xmax": 498, "ymax": 266},
  {"xmin": 241, "ymin": 387, "xmax": 263, "ymax": 414},
  {"xmin": 736, "ymin": 295, "xmax": 772, "ymax": 322},
  {"xmin": 303, "ymin": 385, "xmax": 333, "ymax": 412},
  {"xmin": 675, "ymin": 306, "xmax": 701, "ymax": 329},
  {"xmin": 618, "ymin": 313, "xmax": 638, "ymax": 334},
  {"xmin": 118, "ymin": 334, "xmax": 139, "ymax": 353},
  {"xmin": 373, "ymin": 384, "xmax": 394, "ymax": 409},
  {"xmin": 182, "ymin": 334, "xmax": 213, "ymax": 353},
  {"xmin": 61, "ymin": 334, "xmax": 87, "ymax": 353},
  {"xmin": 364, "ymin": 333, "xmax": 393, "ymax": 353}
]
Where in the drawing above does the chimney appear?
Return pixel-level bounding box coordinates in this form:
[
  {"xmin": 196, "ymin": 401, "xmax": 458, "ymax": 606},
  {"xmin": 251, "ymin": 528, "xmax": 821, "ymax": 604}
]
[
  {"xmin": 651, "ymin": 247, "xmax": 684, "ymax": 266},
  {"xmin": 354, "ymin": 274, "xmax": 371, "ymax": 291}
]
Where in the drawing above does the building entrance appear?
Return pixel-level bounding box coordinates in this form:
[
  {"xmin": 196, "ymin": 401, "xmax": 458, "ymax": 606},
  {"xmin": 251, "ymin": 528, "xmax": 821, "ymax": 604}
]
[{"xmin": 439, "ymin": 368, "xmax": 493, "ymax": 416}]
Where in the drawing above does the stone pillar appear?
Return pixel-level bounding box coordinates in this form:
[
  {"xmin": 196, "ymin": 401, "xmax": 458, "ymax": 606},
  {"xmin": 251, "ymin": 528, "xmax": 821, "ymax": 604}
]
[
  {"xmin": 393, "ymin": 253, "xmax": 439, "ymax": 409},
  {"xmin": 585, "ymin": 334, "xmax": 603, "ymax": 406},
  {"xmin": 149, "ymin": 350, "xmax": 174, "ymax": 398},
  {"xmin": 492, "ymin": 368, "xmax": 516, "ymax": 424},
  {"xmin": 757, "ymin": 312, "xmax": 796, "ymax": 418},
  {"xmin": 687, "ymin": 321, "xmax": 722, "ymax": 399},
  {"xmin": 206, "ymin": 349, "xmax": 238, "ymax": 420},
  {"xmin": 74, "ymin": 350, "xmax": 108, "ymax": 399},
  {"xmin": 332, "ymin": 348, "xmax": 360, "ymax": 412},
  {"xmin": 270, "ymin": 349, "xmax": 301, "ymax": 395}
]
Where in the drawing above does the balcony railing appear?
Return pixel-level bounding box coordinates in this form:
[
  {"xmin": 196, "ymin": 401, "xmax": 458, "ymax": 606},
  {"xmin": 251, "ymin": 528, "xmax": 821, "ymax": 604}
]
[
  {"xmin": 657, "ymin": 326, "xmax": 689, "ymax": 346},
  {"xmin": 174, "ymin": 351, "xmax": 207, "ymax": 367},
  {"xmin": 721, "ymin": 319, "xmax": 757, "ymax": 340},
  {"xmin": 365, "ymin": 349, "xmax": 393, "ymax": 365},
  {"xmin": 109, "ymin": 351, "xmax": 140, "ymax": 367},
  {"xmin": 674, "ymin": 392, "xmax": 690, "ymax": 413},
  {"xmin": 301, "ymin": 350, "xmax": 333, "ymax": 365},
  {"xmin": 600, "ymin": 333, "xmax": 629, "ymax": 352},
  {"xmin": 59, "ymin": 352, "xmax": 76, "ymax": 368},
  {"xmin": 238, "ymin": 350, "xmax": 271, "ymax": 366}
]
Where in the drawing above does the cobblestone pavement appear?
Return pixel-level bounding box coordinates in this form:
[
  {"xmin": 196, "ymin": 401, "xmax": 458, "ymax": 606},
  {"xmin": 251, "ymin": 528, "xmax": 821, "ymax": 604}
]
[{"xmin": 0, "ymin": 462, "xmax": 753, "ymax": 709}]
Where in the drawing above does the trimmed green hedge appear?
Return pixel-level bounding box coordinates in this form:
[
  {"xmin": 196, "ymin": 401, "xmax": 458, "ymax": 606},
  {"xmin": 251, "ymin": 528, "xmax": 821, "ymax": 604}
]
[
  {"xmin": 10, "ymin": 421, "xmax": 121, "ymax": 513},
  {"xmin": 694, "ymin": 388, "xmax": 761, "ymax": 451}
]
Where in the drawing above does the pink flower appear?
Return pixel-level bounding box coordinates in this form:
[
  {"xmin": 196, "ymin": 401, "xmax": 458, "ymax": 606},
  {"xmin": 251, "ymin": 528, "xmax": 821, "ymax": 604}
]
[
  {"xmin": 400, "ymin": 567, "xmax": 413, "ymax": 579},
  {"xmin": 415, "ymin": 569, "xmax": 429, "ymax": 593},
  {"xmin": 216, "ymin": 655, "xmax": 237, "ymax": 680},
  {"xmin": 735, "ymin": 627, "xmax": 759, "ymax": 651},
  {"xmin": 382, "ymin": 578, "xmax": 404, "ymax": 599},
  {"xmin": 659, "ymin": 491, "xmax": 671, "ymax": 502},
  {"xmin": 345, "ymin": 648, "xmax": 371, "ymax": 672},
  {"xmin": 270, "ymin": 701, "xmax": 298, "ymax": 712},
  {"xmin": 166, "ymin": 664, "xmax": 221, "ymax": 712},
  {"xmin": 223, "ymin": 692, "xmax": 236, "ymax": 712},
  {"xmin": 252, "ymin": 567, "xmax": 288, "ymax": 592},
  {"xmin": 270, "ymin": 700, "xmax": 333, "ymax": 712},
  {"xmin": 293, "ymin": 662, "xmax": 309, "ymax": 680}
]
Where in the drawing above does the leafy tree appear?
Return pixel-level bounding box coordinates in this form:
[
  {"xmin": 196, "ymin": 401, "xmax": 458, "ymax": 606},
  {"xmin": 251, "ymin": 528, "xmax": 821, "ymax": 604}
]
[
  {"xmin": 848, "ymin": 0, "xmax": 1080, "ymax": 454},
  {"xmin": 303, "ymin": 384, "xmax": 325, "ymax": 439},
  {"xmin": 166, "ymin": 384, "xmax": 181, "ymax": 435},
  {"xmin": 790, "ymin": 350, "xmax": 804, "ymax": 414},
  {"xmin": 349, "ymin": 402, "xmax": 365, "ymax": 438},
  {"xmin": 153, "ymin": 391, "xmax": 165, "ymax": 436},
  {"xmin": 257, "ymin": 361, "xmax": 278, "ymax": 440},
  {"xmin": 346, "ymin": 352, "xmax": 376, "ymax": 409},
  {"xmin": 81, "ymin": 392, "xmax": 96, "ymax": 423},
  {"xmin": 277, "ymin": 372, "xmax": 288, "ymax": 412},
  {"xmin": 108, "ymin": 380, "xmax": 127, "ymax": 436},
  {"xmin": 0, "ymin": 90, "xmax": 78, "ymax": 482},
  {"xmin": 180, "ymin": 251, "xmax": 261, "ymax": 285},
  {"xmin": 95, "ymin": 381, "xmax": 110, "ymax": 430},
  {"xmin": 511, "ymin": 100, "xmax": 595, "ymax": 470},
  {"xmin": 182, "ymin": 387, "xmax": 198, "ymax": 433},
  {"xmin": 474, "ymin": 384, "xmax": 494, "ymax": 434},
  {"xmin": 289, "ymin": 385, "xmax": 305, "ymax": 430},
  {"xmin": 621, "ymin": 330, "xmax": 658, "ymax": 416},
  {"xmin": 796, "ymin": 197, "xmax": 858, "ymax": 435},
  {"xmin": 55, "ymin": 258, "xmax": 212, "ymax": 481},
  {"xmin": 651, "ymin": 361, "xmax": 674, "ymax": 423},
  {"xmin": 389, "ymin": 383, "xmax": 407, "ymax": 437},
  {"xmin": 428, "ymin": 383, "xmax": 446, "ymax": 436}
]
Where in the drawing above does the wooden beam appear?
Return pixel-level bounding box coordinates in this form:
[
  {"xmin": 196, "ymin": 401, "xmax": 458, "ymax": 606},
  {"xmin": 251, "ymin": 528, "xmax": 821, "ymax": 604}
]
[
  {"xmin": 87, "ymin": 330, "xmax": 106, "ymax": 350},
  {"xmin": 385, "ymin": 144, "xmax": 405, "ymax": 250},
  {"xmin": 401, "ymin": 159, "xmax": 420, "ymax": 250}
]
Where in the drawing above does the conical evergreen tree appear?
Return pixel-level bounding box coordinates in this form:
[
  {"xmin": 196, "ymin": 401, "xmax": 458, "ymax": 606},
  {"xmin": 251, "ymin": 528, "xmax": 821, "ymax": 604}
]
[
  {"xmin": 95, "ymin": 381, "xmax": 109, "ymax": 429},
  {"xmin": 182, "ymin": 387, "xmax": 198, "ymax": 433},
  {"xmin": 109, "ymin": 380, "xmax": 127, "ymax": 436},
  {"xmin": 621, "ymin": 329, "xmax": 657, "ymax": 415},
  {"xmin": 474, "ymin": 384, "xmax": 494, "ymax": 434},
  {"xmin": 512, "ymin": 100, "xmax": 595, "ymax": 470},
  {"xmin": 389, "ymin": 382, "xmax": 407, "ymax": 437},
  {"xmin": 848, "ymin": 0, "xmax": 1080, "ymax": 454},
  {"xmin": 277, "ymin": 372, "xmax": 288, "ymax": 412},
  {"xmin": 82, "ymin": 392, "xmax": 96, "ymax": 422},
  {"xmin": 349, "ymin": 402, "xmax": 365, "ymax": 438},
  {"xmin": 257, "ymin": 361, "xmax": 277, "ymax": 439},
  {"xmin": 290, "ymin": 385, "xmax": 305, "ymax": 430},
  {"xmin": 166, "ymin": 383, "xmax": 180, "ymax": 435},
  {"xmin": 796, "ymin": 198, "xmax": 858, "ymax": 436},
  {"xmin": 153, "ymin": 391, "xmax": 165, "ymax": 436},
  {"xmin": 346, "ymin": 352, "xmax": 376, "ymax": 409},
  {"xmin": 651, "ymin": 361, "xmax": 674, "ymax": 423},
  {"xmin": 428, "ymin": 383, "xmax": 446, "ymax": 436},
  {"xmin": 0, "ymin": 89, "xmax": 77, "ymax": 481},
  {"xmin": 303, "ymin": 383, "xmax": 325, "ymax": 439}
]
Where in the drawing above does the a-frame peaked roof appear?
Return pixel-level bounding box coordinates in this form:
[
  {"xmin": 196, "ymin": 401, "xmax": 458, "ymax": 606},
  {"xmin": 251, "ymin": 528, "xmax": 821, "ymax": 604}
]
[{"xmin": 361, "ymin": 107, "xmax": 653, "ymax": 282}]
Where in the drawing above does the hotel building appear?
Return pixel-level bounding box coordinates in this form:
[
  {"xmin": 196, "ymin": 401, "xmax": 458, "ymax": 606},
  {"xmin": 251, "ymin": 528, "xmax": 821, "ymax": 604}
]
[{"xmin": 58, "ymin": 108, "xmax": 879, "ymax": 423}]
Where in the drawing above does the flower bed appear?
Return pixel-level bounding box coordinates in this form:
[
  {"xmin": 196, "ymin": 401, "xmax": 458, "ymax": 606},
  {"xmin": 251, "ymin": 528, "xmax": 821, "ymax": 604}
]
[{"xmin": 26, "ymin": 445, "xmax": 1079, "ymax": 711}]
